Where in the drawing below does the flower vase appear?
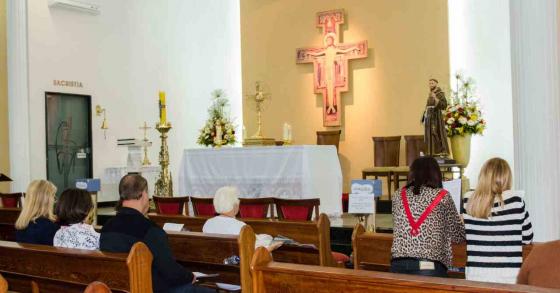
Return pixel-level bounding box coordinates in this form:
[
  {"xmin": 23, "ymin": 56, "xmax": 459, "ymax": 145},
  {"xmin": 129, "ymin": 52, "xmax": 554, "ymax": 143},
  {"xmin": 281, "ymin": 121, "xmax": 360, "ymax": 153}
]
[{"xmin": 450, "ymin": 133, "xmax": 472, "ymax": 167}]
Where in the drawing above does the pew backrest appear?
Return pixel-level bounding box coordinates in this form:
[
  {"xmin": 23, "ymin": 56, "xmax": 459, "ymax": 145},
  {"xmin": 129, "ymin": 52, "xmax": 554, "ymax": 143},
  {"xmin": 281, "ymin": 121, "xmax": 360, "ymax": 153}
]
[
  {"xmin": 0, "ymin": 241, "xmax": 152, "ymax": 293},
  {"xmin": 250, "ymin": 247, "xmax": 554, "ymax": 293},
  {"xmin": 166, "ymin": 225, "xmax": 256, "ymax": 293},
  {"xmin": 0, "ymin": 208, "xmax": 19, "ymax": 241},
  {"xmin": 149, "ymin": 213, "xmax": 335, "ymax": 266}
]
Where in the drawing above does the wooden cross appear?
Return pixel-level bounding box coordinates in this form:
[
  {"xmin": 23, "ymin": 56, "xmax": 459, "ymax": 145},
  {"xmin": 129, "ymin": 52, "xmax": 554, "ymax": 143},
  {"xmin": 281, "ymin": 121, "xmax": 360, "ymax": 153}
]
[{"xmin": 296, "ymin": 9, "xmax": 368, "ymax": 127}]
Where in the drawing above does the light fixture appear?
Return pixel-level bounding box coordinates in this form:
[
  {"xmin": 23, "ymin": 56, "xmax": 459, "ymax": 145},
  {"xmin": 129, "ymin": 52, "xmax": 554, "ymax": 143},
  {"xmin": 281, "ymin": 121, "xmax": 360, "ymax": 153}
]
[{"xmin": 95, "ymin": 105, "xmax": 108, "ymax": 139}]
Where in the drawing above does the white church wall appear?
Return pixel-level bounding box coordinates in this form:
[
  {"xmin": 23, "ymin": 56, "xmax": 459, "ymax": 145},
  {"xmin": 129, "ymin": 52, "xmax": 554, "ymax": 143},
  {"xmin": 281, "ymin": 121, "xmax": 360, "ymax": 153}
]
[
  {"xmin": 448, "ymin": 0, "xmax": 515, "ymax": 186},
  {"xmin": 21, "ymin": 0, "xmax": 242, "ymax": 200}
]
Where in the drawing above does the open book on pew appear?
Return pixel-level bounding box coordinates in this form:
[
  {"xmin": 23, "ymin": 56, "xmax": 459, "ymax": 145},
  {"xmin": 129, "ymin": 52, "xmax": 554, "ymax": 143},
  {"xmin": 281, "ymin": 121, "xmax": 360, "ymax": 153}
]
[
  {"xmin": 193, "ymin": 272, "xmax": 220, "ymax": 279},
  {"xmin": 163, "ymin": 222, "xmax": 185, "ymax": 232},
  {"xmin": 273, "ymin": 235, "xmax": 317, "ymax": 249}
]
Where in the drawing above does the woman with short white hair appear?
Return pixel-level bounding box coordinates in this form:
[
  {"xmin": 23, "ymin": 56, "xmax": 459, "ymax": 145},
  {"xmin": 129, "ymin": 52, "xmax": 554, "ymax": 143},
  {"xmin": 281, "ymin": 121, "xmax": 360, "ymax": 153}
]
[{"xmin": 202, "ymin": 186, "xmax": 246, "ymax": 235}]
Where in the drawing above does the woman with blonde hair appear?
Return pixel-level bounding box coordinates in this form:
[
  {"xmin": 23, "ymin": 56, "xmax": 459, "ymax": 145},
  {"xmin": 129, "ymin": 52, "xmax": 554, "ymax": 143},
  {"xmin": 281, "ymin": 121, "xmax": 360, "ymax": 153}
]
[
  {"xmin": 464, "ymin": 158, "xmax": 533, "ymax": 284},
  {"xmin": 15, "ymin": 180, "xmax": 60, "ymax": 245}
]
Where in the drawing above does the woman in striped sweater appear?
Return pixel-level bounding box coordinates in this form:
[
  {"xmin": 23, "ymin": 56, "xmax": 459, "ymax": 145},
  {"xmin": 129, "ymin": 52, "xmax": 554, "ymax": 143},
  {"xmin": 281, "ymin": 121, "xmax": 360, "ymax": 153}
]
[{"xmin": 463, "ymin": 158, "xmax": 533, "ymax": 284}]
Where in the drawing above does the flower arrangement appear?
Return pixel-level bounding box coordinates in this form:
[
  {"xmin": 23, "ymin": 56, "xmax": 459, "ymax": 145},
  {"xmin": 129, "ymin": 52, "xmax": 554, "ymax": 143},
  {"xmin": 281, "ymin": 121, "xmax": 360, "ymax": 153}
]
[
  {"xmin": 197, "ymin": 89, "xmax": 236, "ymax": 147},
  {"xmin": 444, "ymin": 72, "xmax": 486, "ymax": 137}
]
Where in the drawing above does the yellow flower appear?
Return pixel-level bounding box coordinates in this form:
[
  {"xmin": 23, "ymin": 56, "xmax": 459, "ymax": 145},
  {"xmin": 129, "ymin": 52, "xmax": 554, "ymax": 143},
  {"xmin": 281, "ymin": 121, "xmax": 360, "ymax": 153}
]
[{"xmin": 470, "ymin": 114, "xmax": 478, "ymax": 121}]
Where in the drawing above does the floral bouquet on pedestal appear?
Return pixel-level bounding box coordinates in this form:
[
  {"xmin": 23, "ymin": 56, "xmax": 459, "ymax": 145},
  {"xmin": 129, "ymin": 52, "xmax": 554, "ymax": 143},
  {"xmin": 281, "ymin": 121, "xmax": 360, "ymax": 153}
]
[
  {"xmin": 444, "ymin": 73, "xmax": 486, "ymax": 136},
  {"xmin": 197, "ymin": 89, "xmax": 236, "ymax": 147}
]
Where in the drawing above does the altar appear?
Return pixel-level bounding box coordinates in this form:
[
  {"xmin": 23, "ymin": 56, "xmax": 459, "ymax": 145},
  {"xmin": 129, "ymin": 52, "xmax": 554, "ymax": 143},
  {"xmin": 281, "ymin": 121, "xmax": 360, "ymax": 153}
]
[{"xmin": 178, "ymin": 145, "xmax": 343, "ymax": 217}]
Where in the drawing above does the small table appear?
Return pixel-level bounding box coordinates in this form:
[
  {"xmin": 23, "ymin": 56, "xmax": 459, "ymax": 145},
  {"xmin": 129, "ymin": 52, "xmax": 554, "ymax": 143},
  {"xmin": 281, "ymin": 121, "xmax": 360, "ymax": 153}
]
[{"xmin": 362, "ymin": 164, "xmax": 465, "ymax": 195}]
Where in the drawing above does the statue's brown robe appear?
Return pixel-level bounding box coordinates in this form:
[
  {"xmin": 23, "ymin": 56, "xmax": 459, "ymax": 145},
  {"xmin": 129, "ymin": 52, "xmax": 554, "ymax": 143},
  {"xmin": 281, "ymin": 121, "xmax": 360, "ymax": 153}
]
[{"xmin": 423, "ymin": 87, "xmax": 450, "ymax": 156}]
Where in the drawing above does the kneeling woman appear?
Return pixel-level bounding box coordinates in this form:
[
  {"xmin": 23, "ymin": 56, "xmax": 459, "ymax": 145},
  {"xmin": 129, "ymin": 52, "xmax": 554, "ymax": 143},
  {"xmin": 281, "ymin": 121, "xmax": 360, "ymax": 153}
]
[
  {"xmin": 391, "ymin": 157, "xmax": 465, "ymax": 277},
  {"xmin": 54, "ymin": 188, "xmax": 99, "ymax": 250}
]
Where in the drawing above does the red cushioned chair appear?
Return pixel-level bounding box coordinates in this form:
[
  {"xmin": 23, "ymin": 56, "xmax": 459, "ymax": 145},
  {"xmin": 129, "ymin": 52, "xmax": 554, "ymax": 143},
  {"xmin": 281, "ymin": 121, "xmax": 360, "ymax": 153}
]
[
  {"xmin": 190, "ymin": 197, "xmax": 216, "ymax": 216},
  {"xmin": 0, "ymin": 192, "xmax": 24, "ymax": 208},
  {"xmin": 153, "ymin": 196, "xmax": 189, "ymax": 215},
  {"xmin": 274, "ymin": 198, "xmax": 320, "ymax": 221},
  {"xmin": 238, "ymin": 198, "xmax": 274, "ymax": 219}
]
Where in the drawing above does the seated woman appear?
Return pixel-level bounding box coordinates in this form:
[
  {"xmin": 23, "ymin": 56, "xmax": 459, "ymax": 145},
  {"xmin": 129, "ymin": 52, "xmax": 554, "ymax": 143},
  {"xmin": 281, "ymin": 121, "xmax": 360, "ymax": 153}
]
[
  {"xmin": 464, "ymin": 158, "xmax": 533, "ymax": 284},
  {"xmin": 203, "ymin": 186, "xmax": 246, "ymax": 235},
  {"xmin": 391, "ymin": 157, "xmax": 465, "ymax": 277},
  {"xmin": 203, "ymin": 186, "xmax": 280, "ymax": 250},
  {"xmin": 54, "ymin": 188, "xmax": 100, "ymax": 250},
  {"xmin": 15, "ymin": 180, "xmax": 60, "ymax": 245}
]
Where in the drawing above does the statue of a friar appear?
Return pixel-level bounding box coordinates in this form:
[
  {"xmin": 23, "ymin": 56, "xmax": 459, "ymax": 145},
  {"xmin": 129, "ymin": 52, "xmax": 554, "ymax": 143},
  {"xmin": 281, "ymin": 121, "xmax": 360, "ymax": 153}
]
[{"xmin": 422, "ymin": 78, "xmax": 450, "ymax": 156}]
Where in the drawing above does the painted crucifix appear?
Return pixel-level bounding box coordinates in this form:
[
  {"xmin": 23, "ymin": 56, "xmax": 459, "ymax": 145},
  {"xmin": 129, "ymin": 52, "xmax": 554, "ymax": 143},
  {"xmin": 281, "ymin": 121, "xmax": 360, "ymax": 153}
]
[{"xmin": 297, "ymin": 9, "xmax": 368, "ymax": 127}]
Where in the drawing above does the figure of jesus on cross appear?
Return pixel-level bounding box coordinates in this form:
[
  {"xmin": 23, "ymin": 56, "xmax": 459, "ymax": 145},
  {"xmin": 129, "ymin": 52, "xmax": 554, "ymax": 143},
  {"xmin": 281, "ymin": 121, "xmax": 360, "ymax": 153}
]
[{"xmin": 297, "ymin": 9, "xmax": 368, "ymax": 127}]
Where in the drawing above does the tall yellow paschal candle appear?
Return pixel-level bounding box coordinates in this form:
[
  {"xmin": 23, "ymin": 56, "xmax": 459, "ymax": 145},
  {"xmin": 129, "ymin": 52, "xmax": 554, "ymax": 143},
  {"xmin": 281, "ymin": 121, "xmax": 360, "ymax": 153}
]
[{"xmin": 159, "ymin": 91, "xmax": 166, "ymax": 125}]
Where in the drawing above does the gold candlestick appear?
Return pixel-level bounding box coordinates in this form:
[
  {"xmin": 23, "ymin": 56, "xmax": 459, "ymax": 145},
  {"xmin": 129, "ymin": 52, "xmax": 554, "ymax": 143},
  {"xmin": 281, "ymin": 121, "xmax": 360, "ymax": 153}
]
[{"xmin": 154, "ymin": 122, "xmax": 173, "ymax": 197}]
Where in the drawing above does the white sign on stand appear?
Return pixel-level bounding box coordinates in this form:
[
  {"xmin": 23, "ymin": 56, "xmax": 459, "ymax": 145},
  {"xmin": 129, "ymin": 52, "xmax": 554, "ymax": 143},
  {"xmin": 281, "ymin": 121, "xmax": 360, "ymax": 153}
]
[{"xmin": 348, "ymin": 193, "xmax": 376, "ymax": 214}]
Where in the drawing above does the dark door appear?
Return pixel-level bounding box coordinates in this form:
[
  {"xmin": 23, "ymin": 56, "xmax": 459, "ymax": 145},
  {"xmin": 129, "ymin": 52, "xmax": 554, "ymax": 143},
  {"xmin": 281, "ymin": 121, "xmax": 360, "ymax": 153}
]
[{"xmin": 45, "ymin": 92, "xmax": 93, "ymax": 195}]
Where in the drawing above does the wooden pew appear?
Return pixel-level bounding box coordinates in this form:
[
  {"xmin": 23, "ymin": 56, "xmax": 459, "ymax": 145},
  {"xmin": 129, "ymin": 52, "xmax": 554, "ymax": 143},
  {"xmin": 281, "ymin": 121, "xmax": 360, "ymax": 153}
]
[
  {"xmin": 250, "ymin": 247, "xmax": 555, "ymax": 293},
  {"xmin": 352, "ymin": 224, "xmax": 534, "ymax": 278},
  {"xmin": 166, "ymin": 225, "xmax": 256, "ymax": 293},
  {"xmin": 0, "ymin": 241, "xmax": 152, "ymax": 293},
  {"xmin": 0, "ymin": 273, "xmax": 7, "ymax": 293},
  {"xmin": 0, "ymin": 208, "xmax": 19, "ymax": 241},
  {"xmin": 149, "ymin": 213, "xmax": 336, "ymax": 266}
]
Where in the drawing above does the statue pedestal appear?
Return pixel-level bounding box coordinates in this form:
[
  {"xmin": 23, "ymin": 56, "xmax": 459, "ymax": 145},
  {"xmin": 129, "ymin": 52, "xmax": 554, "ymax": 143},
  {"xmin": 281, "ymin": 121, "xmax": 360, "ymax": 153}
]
[{"xmin": 243, "ymin": 137, "xmax": 276, "ymax": 146}]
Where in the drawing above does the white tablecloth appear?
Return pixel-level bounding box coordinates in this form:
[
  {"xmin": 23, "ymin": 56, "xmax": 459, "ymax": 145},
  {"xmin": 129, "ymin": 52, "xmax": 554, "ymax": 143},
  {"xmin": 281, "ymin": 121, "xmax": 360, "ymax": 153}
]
[{"xmin": 178, "ymin": 145, "xmax": 342, "ymax": 217}]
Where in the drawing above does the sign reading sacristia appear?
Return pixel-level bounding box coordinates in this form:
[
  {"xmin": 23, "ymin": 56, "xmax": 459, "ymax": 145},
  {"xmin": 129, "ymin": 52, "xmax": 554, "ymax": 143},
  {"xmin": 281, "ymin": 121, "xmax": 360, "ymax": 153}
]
[
  {"xmin": 53, "ymin": 80, "xmax": 84, "ymax": 88},
  {"xmin": 296, "ymin": 9, "xmax": 368, "ymax": 127}
]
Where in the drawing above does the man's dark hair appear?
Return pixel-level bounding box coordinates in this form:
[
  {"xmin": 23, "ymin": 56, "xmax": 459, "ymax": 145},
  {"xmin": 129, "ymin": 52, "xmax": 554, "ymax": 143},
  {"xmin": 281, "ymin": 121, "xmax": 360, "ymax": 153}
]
[
  {"xmin": 55, "ymin": 188, "xmax": 93, "ymax": 225},
  {"xmin": 406, "ymin": 156, "xmax": 443, "ymax": 195},
  {"xmin": 429, "ymin": 78, "xmax": 439, "ymax": 83},
  {"xmin": 118, "ymin": 174, "xmax": 148, "ymax": 203}
]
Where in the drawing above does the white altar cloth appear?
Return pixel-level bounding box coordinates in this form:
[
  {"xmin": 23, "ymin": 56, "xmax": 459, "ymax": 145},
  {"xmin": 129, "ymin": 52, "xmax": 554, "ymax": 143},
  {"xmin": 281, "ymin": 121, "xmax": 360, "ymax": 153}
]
[{"xmin": 178, "ymin": 145, "xmax": 342, "ymax": 217}]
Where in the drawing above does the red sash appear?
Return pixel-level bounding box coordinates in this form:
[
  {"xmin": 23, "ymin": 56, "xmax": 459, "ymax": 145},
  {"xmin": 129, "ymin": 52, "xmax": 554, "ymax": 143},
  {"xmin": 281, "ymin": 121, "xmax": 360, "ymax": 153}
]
[{"xmin": 400, "ymin": 187, "xmax": 448, "ymax": 237}]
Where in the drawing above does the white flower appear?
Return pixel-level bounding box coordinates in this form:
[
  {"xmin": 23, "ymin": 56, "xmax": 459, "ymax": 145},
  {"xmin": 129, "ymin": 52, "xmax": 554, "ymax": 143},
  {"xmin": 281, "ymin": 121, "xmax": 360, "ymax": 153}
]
[
  {"xmin": 458, "ymin": 117, "xmax": 468, "ymax": 125},
  {"xmin": 467, "ymin": 120, "xmax": 476, "ymax": 126},
  {"xmin": 447, "ymin": 118, "xmax": 455, "ymax": 124},
  {"xmin": 212, "ymin": 89, "xmax": 225, "ymax": 99}
]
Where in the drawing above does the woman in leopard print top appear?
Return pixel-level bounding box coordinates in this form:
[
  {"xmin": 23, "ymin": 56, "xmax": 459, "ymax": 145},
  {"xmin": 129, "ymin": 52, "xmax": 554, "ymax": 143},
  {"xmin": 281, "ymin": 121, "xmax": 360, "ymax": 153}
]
[{"xmin": 391, "ymin": 157, "xmax": 465, "ymax": 277}]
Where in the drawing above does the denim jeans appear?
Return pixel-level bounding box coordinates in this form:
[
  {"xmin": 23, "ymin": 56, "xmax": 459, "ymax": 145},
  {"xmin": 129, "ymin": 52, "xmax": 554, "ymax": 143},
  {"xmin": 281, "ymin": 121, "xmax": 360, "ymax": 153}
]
[{"xmin": 390, "ymin": 258, "xmax": 448, "ymax": 278}]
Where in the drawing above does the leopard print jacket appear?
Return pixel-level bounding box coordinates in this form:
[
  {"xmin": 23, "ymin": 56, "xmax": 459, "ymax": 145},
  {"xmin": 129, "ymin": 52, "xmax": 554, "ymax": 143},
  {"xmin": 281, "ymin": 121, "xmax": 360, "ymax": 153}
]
[{"xmin": 391, "ymin": 186, "xmax": 465, "ymax": 268}]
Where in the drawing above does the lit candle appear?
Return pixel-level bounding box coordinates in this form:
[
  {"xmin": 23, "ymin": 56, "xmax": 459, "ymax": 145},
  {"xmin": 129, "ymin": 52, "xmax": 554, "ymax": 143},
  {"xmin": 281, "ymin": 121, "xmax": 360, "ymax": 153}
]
[
  {"xmin": 283, "ymin": 123, "xmax": 289, "ymax": 141},
  {"xmin": 288, "ymin": 124, "xmax": 292, "ymax": 142},
  {"xmin": 159, "ymin": 91, "xmax": 166, "ymax": 125}
]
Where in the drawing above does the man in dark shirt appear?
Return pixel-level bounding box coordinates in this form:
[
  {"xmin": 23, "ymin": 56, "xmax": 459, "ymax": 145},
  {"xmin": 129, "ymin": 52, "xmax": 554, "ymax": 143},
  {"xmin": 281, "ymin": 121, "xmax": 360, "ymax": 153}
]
[{"xmin": 100, "ymin": 174, "xmax": 213, "ymax": 293}]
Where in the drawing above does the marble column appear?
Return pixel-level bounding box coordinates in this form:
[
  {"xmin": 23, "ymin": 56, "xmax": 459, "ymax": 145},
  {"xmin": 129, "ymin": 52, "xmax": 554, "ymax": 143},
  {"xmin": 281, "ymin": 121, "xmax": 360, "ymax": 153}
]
[
  {"xmin": 510, "ymin": 0, "xmax": 560, "ymax": 241},
  {"xmin": 7, "ymin": 0, "xmax": 31, "ymax": 192}
]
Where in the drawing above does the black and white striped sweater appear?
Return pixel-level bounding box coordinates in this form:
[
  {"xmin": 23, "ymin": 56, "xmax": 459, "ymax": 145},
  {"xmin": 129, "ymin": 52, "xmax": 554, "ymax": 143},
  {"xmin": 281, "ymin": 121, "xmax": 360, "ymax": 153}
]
[{"xmin": 462, "ymin": 190, "xmax": 533, "ymax": 283}]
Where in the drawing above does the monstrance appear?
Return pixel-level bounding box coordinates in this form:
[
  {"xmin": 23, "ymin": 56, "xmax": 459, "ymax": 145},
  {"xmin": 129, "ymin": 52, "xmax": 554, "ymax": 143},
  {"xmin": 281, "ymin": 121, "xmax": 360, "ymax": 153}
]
[{"xmin": 243, "ymin": 81, "xmax": 275, "ymax": 146}]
